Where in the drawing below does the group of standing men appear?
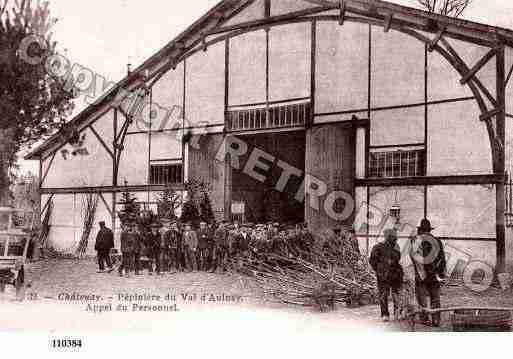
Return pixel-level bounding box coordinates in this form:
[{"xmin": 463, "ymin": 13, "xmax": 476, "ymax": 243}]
[
  {"xmin": 370, "ymin": 218, "xmax": 447, "ymax": 327},
  {"xmin": 114, "ymin": 220, "xmax": 232, "ymax": 276},
  {"xmin": 95, "ymin": 219, "xmax": 316, "ymax": 277}
]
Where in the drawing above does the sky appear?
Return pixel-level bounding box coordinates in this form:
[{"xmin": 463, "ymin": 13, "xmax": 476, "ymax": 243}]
[{"xmin": 17, "ymin": 0, "xmax": 513, "ymax": 174}]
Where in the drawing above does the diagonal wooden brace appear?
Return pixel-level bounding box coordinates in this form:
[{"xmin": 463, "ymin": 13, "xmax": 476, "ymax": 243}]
[
  {"xmin": 479, "ymin": 106, "xmax": 504, "ymax": 122},
  {"xmin": 460, "ymin": 48, "xmax": 498, "ymax": 85},
  {"xmin": 427, "ymin": 27, "xmax": 446, "ymax": 52}
]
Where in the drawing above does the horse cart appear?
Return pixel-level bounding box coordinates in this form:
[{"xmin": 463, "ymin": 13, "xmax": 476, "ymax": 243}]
[{"xmin": 0, "ymin": 207, "xmax": 34, "ymax": 298}]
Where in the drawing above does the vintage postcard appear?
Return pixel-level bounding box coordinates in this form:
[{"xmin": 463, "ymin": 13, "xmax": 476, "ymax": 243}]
[{"xmin": 1, "ymin": 0, "xmax": 513, "ymax": 351}]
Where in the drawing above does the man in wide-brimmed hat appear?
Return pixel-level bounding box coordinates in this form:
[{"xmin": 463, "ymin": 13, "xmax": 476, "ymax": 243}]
[{"xmin": 410, "ymin": 218, "xmax": 446, "ymax": 327}]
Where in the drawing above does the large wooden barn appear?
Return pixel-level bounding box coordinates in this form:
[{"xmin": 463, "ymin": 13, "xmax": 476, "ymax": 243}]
[{"xmin": 26, "ymin": 0, "xmax": 513, "ymax": 271}]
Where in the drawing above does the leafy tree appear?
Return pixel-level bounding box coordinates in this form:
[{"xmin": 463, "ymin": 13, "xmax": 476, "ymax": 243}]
[
  {"xmin": 199, "ymin": 191, "xmax": 215, "ymax": 223},
  {"xmin": 180, "ymin": 179, "xmax": 213, "ymax": 226},
  {"xmin": 180, "ymin": 199, "xmax": 199, "ymax": 227},
  {"xmin": 416, "ymin": 0, "xmax": 472, "ymax": 17},
  {"xmin": 118, "ymin": 182, "xmax": 140, "ymax": 225},
  {"xmin": 0, "ymin": 0, "xmax": 74, "ymax": 205},
  {"xmin": 156, "ymin": 184, "xmax": 181, "ymax": 222}
]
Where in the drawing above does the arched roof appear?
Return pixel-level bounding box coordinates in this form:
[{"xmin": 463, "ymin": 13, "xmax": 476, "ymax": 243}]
[{"xmin": 25, "ymin": 0, "xmax": 513, "ymax": 160}]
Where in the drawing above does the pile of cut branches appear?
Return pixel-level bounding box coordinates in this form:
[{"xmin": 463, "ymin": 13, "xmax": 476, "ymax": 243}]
[{"xmin": 229, "ymin": 246, "xmax": 377, "ymax": 311}]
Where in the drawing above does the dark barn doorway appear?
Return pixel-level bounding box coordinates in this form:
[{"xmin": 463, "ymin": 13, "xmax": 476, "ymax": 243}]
[{"xmin": 231, "ymin": 130, "xmax": 306, "ymax": 224}]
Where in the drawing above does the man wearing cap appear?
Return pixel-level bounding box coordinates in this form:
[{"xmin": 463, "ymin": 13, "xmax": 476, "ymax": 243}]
[
  {"xmin": 94, "ymin": 221, "xmax": 115, "ymax": 273},
  {"xmin": 211, "ymin": 221, "xmax": 229, "ymax": 273},
  {"xmin": 132, "ymin": 225, "xmax": 144, "ymax": 276},
  {"xmin": 183, "ymin": 223, "xmax": 198, "ymax": 272},
  {"xmin": 197, "ymin": 221, "xmax": 211, "ymax": 271},
  {"xmin": 147, "ymin": 223, "xmax": 163, "ymax": 275},
  {"xmin": 118, "ymin": 223, "xmax": 136, "ymax": 278},
  {"xmin": 370, "ymin": 228, "xmax": 404, "ymax": 322},
  {"xmin": 164, "ymin": 221, "xmax": 182, "ymax": 273},
  {"xmin": 410, "ymin": 219, "xmax": 446, "ymax": 327}
]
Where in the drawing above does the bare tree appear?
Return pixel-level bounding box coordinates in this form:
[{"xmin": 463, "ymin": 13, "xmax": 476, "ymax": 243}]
[{"xmin": 417, "ymin": 0, "xmax": 472, "ymax": 17}]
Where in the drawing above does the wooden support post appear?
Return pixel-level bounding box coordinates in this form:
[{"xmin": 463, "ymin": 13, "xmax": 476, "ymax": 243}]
[
  {"xmin": 427, "ymin": 27, "xmax": 445, "ymax": 52},
  {"xmin": 460, "ymin": 48, "xmax": 498, "ymax": 85},
  {"xmin": 383, "ymin": 14, "xmax": 392, "ymax": 33},
  {"xmin": 224, "ymin": 136, "xmax": 232, "ymax": 221},
  {"xmin": 201, "ymin": 32, "xmax": 208, "ymax": 52},
  {"xmin": 339, "ymin": 0, "xmax": 346, "ymax": 26},
  {"xmin": 495, "ymin": 47, "xmax": 506, "ymax": 274}
]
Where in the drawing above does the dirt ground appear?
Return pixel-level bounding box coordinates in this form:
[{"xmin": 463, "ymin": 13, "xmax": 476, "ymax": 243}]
[{"xmin": 1, "ymin": 258, "xmax": 512, "ymax": 332}]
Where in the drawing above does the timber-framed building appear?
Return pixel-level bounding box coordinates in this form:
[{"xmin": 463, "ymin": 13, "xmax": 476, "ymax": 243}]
[{"xmin": 26, "ymin": 0, "xmax": 513, "ymax": 270}]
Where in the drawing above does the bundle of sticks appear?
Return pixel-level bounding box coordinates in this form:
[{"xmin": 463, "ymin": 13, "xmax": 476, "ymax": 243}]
[{"xmin": 228, "ymin": 232, "xmax": 378, "ymax": 311}]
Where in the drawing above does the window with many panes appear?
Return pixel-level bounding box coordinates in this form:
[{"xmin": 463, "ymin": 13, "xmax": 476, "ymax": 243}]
[
  {"xmin": 369, "ymin": 150, "xmax": 425, "ymax": 178},
  {"xmin": 226, "ymin": 101, "xmax": 310, "ymax": 131},
  {"xmin": 150, "ymin": 163, "xmax": 183, "ymax": 185}
]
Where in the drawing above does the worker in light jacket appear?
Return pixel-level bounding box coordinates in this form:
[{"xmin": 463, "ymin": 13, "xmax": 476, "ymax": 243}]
[
  {"xmin": 370, "ymin": 228, "xmax": 404, "ymax": 322},
  {"xmin": 410, "ymin": 219, "xmax": 446, "ymax": 327}
]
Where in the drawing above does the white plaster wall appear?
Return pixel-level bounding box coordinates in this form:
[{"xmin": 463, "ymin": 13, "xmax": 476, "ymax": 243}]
[
  {"xmin": 269, "ymin": 22, "xmax": 311, "ymax": 102},
  {"xmin": 428, "ymin": 185, "xmax": 496, "ymax": 239},
  {"xmin": 315, "ymin": 21, "xmax": 369, "ymax": 114},
  {"xmin": 118, "ymin": 133, "xmax": 148, "ymax": 185},
  {"xmin": 371, "ymin": 27, "xmax": 425, "ymax": 108},
  {"xmin": 271, "ymin": 0, "xmax": 315, "ymax": 16},
  {"xmin": 185, "ymin": 42, "xmax": 225, "ymax": 126},
  {"xmin": 42, "ymin": 127, "xmax": 113, "ymax": 188},
  {"xmin": 222, "ymin": 0, "xmax": 264, "ymax": 28},
  {"xmin": 427, "ymin": 101, "xmax": 492, "ymax": 176},
  {"xmin": 370, "ymin": 106, "xmax": 425, "ymax": 147},
  {"xmin": 229, "ymin": 30, "xmax": 267, "ymax": 106},
  {"xmin": 148, "ymin": 63, "xmax": 184, "ymax": 131},
  {"xmin": 150, "ymin": 131, "xmax": 183, "ymax": 160}
]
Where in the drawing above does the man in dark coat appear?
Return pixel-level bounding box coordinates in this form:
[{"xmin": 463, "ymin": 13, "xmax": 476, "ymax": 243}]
[
  {"xmin": 183, "ymin": 223, "xmax": 198, "ymax": 272},
  {"xmin": 133, "ymin": 226, "xmax": 144, "ymax": 275},
  {"xmin": 147, "ymin": 223, "xmax": 162, "ymax": 275},
  {"xmin": 118, "ymin": 223, "xmax": 136, "ymax": 277},
  {"xmin": 210, "ymin": 221, "xmax": 228, "ymax": 273},
  {"xmin": 410, "ymin": 219, "xmax": 446, "ymax": 327},
  {"xmin": 164, "ymin": 221, "xmax": 182, "ymax": 272},
  {"xmin": 94, "ymin": 221, "xmax": 114, "ymax": 273},
  {"xmin": 370, "ymin": 228, "xmax": 404, "ymax": 322},
  {"xmin": 197, "ymin": 221, "xmax": 211, "ymax": 271}
]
